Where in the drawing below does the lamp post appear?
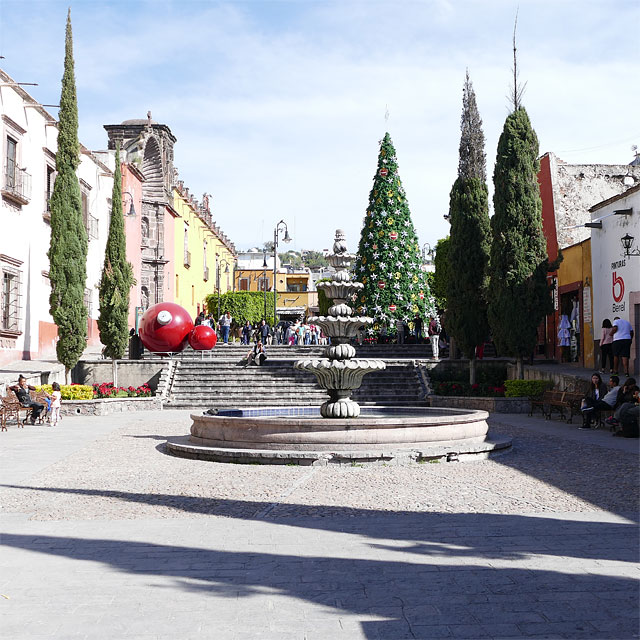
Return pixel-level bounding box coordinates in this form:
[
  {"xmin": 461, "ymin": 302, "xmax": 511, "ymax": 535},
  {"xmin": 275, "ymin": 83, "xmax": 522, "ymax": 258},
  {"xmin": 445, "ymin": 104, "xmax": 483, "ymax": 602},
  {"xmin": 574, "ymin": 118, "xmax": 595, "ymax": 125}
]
[
  {"xmin": 216, "ymin": 255, "xmax": 230, "ymax": 320},
  {"xmin": 122, "ymin": 191, "xmax": 136, "ymax": 216},
  {"xmin": 273, "ymin": 220, "xmax": 292, "ymax": 327},
  {"xmin": 262, "ymin": 249, "xmax": 268, "ymax": 321}
]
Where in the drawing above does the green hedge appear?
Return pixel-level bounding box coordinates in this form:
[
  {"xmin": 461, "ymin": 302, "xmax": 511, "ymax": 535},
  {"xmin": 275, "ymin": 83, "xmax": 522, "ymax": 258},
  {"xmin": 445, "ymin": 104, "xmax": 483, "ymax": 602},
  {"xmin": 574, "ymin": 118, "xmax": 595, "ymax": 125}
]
[{"xmin": 503, "ymin": 379, "xmax": 553, "ymax": 398}]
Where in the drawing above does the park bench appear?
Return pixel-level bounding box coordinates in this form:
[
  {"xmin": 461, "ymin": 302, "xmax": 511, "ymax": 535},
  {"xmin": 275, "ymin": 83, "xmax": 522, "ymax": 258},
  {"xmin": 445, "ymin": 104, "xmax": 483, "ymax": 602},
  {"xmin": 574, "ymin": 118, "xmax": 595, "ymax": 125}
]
[
  {"xmin": 529, "ymin": 390, "xmax": 584, "ymax": 423},
  {"xmin": 2, "ymin": 390, "xmax": 48, "ymax": 427}
]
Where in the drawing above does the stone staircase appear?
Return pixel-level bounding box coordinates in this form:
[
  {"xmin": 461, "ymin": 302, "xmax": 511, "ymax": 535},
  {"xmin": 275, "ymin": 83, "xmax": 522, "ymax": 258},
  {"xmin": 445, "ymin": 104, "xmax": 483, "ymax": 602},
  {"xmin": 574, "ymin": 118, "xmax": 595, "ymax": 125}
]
[{"xmin": 160, "ymin": 345, "xmax": 430, "ymax": 410}]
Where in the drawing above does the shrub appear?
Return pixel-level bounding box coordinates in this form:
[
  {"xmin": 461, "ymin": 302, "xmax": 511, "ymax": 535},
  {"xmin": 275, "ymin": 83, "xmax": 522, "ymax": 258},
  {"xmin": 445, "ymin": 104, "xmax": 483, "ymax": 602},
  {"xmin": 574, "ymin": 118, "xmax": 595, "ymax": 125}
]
[
  {"xmin": 37, "ymin": 384, "xmax": 94, "ymax": 400},
  {"xmin": 503, "ymin": 379, "xmax": 553, "ymax": 398},
  {"xmin": 433, "ymin": 381, "xmax": 505, "ymax": 397}
]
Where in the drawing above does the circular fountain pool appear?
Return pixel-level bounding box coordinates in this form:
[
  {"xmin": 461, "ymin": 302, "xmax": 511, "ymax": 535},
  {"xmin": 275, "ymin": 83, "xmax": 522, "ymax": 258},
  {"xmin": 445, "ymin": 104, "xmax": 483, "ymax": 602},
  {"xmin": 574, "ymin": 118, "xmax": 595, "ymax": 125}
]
[{"xmin": 166, "ymin": 406, "xmax": 511, "ymax": 466}]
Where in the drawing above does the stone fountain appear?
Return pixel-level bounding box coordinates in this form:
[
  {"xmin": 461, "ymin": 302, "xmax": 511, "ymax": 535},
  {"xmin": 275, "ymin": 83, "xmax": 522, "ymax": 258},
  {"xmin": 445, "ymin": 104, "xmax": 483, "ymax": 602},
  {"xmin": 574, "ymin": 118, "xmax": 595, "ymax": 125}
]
[
  {"xmin": 294, "ymin": 230, "xmax": 385, "ymax": 418},
  {"xmin": 166, "ymin": 230, "xmax": 511, "ymax": 465}
]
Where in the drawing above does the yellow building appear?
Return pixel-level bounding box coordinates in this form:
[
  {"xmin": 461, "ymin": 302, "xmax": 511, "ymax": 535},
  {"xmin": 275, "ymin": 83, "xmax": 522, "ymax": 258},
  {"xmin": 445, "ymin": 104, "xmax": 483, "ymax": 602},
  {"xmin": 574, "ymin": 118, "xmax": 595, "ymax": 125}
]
[
  {"xmin": 235, "ymin": 249, "xmax": 316, "ymax": 322},
  {"xmin": 556, "ymin": 239, "xmax": 594, "ymax": 369},
  {"xmin": 172, "ymin": 184, "xmax": 235, "ymax": 319}
]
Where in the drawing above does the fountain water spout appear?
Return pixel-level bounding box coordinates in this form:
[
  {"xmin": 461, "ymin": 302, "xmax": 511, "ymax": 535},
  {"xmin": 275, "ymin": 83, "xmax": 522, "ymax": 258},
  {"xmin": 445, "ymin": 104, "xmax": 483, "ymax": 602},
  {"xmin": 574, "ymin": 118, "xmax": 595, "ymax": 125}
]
[{"xmin": 294, "ymin": 230, "xmax": 386, "ymax": 418}]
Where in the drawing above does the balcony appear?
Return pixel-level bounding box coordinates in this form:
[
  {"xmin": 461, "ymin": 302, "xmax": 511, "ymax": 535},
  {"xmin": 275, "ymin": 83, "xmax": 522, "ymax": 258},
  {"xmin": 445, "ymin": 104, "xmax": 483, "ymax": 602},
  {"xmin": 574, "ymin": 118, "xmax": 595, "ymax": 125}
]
[
  {"xmin": 184, "ymin": 251, "xmax": 191, "ymax": 268},
  {"xmin": 2, "ymin": 168, "xmax": 32, "ymax": 205}
]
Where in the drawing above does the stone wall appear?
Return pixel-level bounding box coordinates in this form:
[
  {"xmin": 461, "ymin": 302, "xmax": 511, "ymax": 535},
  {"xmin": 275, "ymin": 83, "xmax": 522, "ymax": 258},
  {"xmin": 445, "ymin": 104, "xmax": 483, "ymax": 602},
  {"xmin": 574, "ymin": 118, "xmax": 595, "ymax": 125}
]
[
  {"xmin": 61, "ymin": 396, "xmax": 162, "ymax": 416},
  {"xmin": 429, "ymin": 395, "xmax": 530, "ymax": 413},
  {"xmin": 73, "ymin": 359, "xmax": 169, "ymax": 392},
  {"xmin": 506, "ymin": 364, "xmax": 590, "ymax": 394}
]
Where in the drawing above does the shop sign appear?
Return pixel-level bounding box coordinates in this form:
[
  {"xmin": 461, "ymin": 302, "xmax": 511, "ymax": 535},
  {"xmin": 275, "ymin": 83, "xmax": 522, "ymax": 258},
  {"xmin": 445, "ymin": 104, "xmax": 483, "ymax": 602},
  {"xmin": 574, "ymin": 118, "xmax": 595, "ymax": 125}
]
[{"xmin": 582, "ymin": 286, "xmax": 592, "ymax": 324}]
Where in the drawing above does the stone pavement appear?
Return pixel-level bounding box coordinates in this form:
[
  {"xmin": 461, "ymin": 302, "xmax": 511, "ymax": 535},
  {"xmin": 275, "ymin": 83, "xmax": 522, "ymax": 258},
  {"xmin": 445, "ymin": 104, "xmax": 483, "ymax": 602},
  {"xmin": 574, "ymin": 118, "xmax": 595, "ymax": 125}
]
[{"xmin": 0, "ymin": 410, "xmax": 638, "ymax": 639}]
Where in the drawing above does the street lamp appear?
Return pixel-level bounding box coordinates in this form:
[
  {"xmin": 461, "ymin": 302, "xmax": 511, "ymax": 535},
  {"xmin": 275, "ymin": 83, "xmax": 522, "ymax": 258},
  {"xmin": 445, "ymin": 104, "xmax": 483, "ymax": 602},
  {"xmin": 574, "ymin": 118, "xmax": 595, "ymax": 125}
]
[
  {"xmin": 621, "ymin": 233, "xmax": 640, "ymax": 257},
  {"xmin": 122, "ymin": 191, "xmax": 136, "ymax": 216},
  {"xmin": 262, "ymin": 249, "xmax": 268, "ymax": 321},
  {"xmin": 273, "ymin": 220, "xmax": 292, "ymax": 327},
  {"xmin": 216, "ymin": 255, "xmax": 230, "ymax": 320},
  {"xmin": 422, "ymin": 242, "xmax": 435, "ymax": 263}
]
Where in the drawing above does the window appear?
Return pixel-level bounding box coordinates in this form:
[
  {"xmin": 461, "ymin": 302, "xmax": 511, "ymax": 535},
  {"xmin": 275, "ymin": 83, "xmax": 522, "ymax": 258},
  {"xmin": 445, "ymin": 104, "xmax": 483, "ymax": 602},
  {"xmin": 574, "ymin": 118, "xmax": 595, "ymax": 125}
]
[
  {"xmin": 141, "ymin": 217, "xmax": 150, "ymax": 244},
  {"xmin": 81, "ymin": 190, "xmax": 89, "ymax": 229},
  {"xmin": 239, "ymin": 278, "xmax": 249, "ymax": 291},
  {"xmin": 83, "ymin": 288, "xmax": 93, "ymax": 318},
  {"xmin": 6, "ymin": 137, "xmax": 17, "ymax": 188},
  {"xmin": 258, "ymin": 277, "xmax": 269, "ymax": 292},
  {"xmin": 191, "ymin": 285, "xmax": 195, "ymax": 306},
  {"xmin": 183, "ymin": 224, "xmax": 190, "ymax": 267},
  {"xmin": 0, "ymin": 259, "xmax": 21, "ymax": 334},
  {"xmin": 45, "ymin": 164, "xmax": 55, "ymax": 213}
]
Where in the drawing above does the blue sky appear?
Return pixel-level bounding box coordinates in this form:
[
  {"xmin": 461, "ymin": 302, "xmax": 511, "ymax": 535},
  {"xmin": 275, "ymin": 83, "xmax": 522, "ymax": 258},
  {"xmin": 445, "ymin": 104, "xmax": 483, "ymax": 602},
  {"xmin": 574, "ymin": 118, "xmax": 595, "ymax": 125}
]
[{"xmin": 1, "ymin": 0, "xmax": 638, "ymax": 252}]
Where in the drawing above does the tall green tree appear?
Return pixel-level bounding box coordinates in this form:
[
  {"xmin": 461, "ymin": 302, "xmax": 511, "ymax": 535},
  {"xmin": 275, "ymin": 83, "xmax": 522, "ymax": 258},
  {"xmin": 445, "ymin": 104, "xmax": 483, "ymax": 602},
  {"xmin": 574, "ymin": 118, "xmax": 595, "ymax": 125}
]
[
  {"xmin": 98, "ymin": 143, "xmax": 134, "ymax": 384},
  {"xmin": 446, "ymin": 72, "xmax": 491, "ymax": 383},
  {"xmin": 488, "ymin": 106, "xmax": 552, "ymax": 378},
  {"xmin": 48, "ymin": 9, "xmax": 87, "ymax": 382},
  {"xmin": 354, "ymin": 133, "xmax": 436, "ymax": 329},
  {"xmin": 430, "ymin": 236, "xmax": 451, "ymax": 311}
]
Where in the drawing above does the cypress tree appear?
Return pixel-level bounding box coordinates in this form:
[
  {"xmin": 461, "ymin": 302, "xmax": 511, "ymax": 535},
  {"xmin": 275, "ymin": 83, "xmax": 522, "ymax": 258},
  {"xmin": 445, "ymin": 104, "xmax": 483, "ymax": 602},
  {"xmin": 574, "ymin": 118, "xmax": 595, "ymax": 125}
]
[
  {"xmin": 488, "ymin": 106, "xmax": 552, "ymax": 378},
  {"xmin": 354, "ymin": 133, "xmax": 437, "ymax": 334},
  {"xmin": 446, "ymin": 71, "xmax": 491, "ymax": 383},
  {"xmin": 48, "ymin": 9, "xmax": 88, "ymax": 382},
  {"xmin": 98, "ymin": 143, "xmax": 134, "ymax": 384}
]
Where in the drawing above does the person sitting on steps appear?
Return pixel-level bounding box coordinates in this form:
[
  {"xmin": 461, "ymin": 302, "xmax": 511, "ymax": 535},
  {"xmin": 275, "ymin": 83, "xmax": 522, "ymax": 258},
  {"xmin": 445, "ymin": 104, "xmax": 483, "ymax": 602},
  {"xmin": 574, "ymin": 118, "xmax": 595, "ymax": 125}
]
[{"xmin": 245, "ymin": 340, "xmax": 267, "ymax": 366}]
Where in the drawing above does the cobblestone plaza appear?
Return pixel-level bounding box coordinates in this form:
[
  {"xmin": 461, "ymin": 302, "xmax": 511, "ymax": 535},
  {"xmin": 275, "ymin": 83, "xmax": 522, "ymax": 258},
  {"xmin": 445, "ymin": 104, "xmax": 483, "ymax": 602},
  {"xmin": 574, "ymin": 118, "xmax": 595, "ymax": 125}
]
[{"xmin": 1, "ymin": 410, "xmax": 638, "ymax": 639}]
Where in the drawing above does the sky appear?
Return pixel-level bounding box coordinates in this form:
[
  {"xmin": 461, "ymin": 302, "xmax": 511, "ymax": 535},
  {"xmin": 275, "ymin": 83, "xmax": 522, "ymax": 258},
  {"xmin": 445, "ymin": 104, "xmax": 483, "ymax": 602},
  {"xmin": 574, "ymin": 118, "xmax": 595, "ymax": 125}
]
[{"xmin": 1, "ymin": 0, "xmax": 638, "ymax": 253}]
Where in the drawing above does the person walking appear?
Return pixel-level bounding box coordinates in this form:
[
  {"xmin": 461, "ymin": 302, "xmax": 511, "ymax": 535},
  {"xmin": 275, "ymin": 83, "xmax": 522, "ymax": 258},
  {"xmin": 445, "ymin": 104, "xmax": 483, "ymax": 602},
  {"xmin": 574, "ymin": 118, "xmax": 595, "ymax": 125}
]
[
  {"xmin": 219, "ymin": 311, "xmax": 232, "ymax": 345},
  {"xmin": 414, "ymin": 315, "xmax": 423, "ymax": 341},
  {"xmin": 8, "ymin": 375, "xmax": 44, "ymax": 424},
  {"xmin": 428, "ymin": 316, "xmax": 440, "ymax": 360},
  {"xmin": 599, "ymin": 318, "xmax": 614, "ymax": 373},
  {"xmin": 241, "ymin": 321, "xmax": 252, "ymax": 345},
  {"xmin": 258, "ymin": 319, "xmax": 270, "ymax": 345},
  {"xmin": 611, "ymin": 316, "xmax": 634, "ymax": 376}
]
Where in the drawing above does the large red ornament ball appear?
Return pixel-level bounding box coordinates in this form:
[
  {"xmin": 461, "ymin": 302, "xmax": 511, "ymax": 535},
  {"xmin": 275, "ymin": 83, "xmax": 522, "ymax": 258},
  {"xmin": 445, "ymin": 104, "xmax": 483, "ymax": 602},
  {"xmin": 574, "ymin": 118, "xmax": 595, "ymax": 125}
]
[
  {"xmin": 188, "ymin": 325, "xmax": 217, "ymax": 351},
  {"xmin": 139, "ymin": 302, "xmax": 194, "ymax": 353},
  {"xmin": 389, "ymin": 304, "xmax": 397, "ymax": 312}
]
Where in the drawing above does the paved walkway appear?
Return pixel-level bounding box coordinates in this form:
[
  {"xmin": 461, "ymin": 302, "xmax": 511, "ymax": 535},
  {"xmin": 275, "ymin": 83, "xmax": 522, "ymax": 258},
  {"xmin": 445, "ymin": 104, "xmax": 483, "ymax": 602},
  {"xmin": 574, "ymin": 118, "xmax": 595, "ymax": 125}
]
[{"xmin": 0, "ymin": 410, "xmax": 638, "ymax": 639}]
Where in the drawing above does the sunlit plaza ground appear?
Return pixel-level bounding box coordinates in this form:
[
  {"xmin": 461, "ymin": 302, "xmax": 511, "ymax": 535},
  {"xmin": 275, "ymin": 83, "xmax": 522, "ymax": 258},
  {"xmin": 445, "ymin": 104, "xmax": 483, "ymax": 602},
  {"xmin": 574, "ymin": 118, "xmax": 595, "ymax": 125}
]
[{"xmin": 1, "ymin": 409, "xmax": 638, "ymax": 639}]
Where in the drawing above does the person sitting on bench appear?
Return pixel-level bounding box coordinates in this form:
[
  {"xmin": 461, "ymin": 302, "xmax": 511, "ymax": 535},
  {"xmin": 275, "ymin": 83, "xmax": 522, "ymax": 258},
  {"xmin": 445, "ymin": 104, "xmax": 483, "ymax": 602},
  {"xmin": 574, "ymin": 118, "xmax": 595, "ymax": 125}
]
[{"xmin": 8, "ymin": 375, "xmax": 44, "ymax": 425}]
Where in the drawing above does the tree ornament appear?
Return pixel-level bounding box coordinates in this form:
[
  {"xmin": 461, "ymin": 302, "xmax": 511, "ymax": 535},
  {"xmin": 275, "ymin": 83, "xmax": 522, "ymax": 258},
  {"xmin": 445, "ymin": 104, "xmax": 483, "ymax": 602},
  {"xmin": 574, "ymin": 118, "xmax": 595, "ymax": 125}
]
[
  {"xmin": 387, "ymin": 218, "xmax": 394, "ymax": 225},
  {"xmin": 372, "ymin": 244, "xmax": 378, "ymax": 250},
  {"xmin": 419, "ymin": 291, "xmax": 424, "ymax": 299},
  {"xmin": 378, "ymin": 281, "xmax": 386, "ymax": 289},
  {"xmin": 389, "ymin": 304, "xmax": 396, "ymax": 312},
  {"xmin": 395, "ymin": 272, "xmax": 401, "ymax": 279},
  {"xmin": 379, "ymin": 168, "xmax": 388, "ymax": 176},
  {"xmin": 389, "ymin": 231, "xmax": 398, "ymax": 241}
]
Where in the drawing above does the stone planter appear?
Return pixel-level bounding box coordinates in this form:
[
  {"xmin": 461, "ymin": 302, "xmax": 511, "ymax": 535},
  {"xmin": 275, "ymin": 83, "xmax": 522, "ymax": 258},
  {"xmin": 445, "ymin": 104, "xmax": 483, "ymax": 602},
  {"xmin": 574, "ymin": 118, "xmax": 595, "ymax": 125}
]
[
  {"xmin": 429, "ymin": 395, "xmax": 530, "ymax": 413},
  {"xmin": 61, "ymin": 396, "xmax": 162, "ymax": 417}
]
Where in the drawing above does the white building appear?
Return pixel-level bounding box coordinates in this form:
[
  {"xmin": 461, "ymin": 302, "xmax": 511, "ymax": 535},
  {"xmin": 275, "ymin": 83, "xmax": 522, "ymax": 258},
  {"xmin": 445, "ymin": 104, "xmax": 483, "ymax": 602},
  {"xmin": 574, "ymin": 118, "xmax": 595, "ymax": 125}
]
[
  {"xmin": 0, "ymin": 69, "xmax": 113, "ymax": 366},
  {"xmin": 589, "ymin": 184, "xmax": 640, "ymax": 375}
]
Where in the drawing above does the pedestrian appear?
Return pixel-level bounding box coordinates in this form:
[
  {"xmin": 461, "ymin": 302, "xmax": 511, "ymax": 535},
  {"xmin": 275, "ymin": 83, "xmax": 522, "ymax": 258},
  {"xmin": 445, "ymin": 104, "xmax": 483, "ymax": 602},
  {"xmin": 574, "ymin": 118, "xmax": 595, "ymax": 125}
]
[
  {"xmin": 599, "ymin": 318, "xmax": 614, "ymax": 373},
  {"xmin": 396, "ymin": 318, "xmax": 405, "ymax": 345},
  {"xmin": 258, "ymin": 319, "xmax": 270, "ymax": 344},
  {"xmin": 241, "ymin": 321, "xmax": 252, "ymax": 345},
  {"xmin": 611, "ymin": 316, "xmax": 634, "ymax": 376},
  {"xmin": 218, "ymin": 311, "xmax": 232, "ymax": 344},
  {"xmin": 246, "ymin": 340, "xmax": 267, "ymax": 366},
  {"xmin": 8, "ymin": 375, "xmax": 44, "ymax": 425},
  {"xmin": 428, "ymin": 316, "xmax": 440, "ymax": 360},
  {"xmin": 49, "ymin": 382, "xmax": 62, "ymax": 427},
  {"xmin": 414, "ymin": 315, "xmax": 423, "ymax": 341}
]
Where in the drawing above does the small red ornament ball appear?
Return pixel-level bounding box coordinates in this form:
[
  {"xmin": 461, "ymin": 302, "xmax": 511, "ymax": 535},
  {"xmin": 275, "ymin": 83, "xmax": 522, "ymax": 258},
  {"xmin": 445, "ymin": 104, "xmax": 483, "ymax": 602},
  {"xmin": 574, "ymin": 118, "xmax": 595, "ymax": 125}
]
[
  {"xmin": 379, "ymin": 168, "xmax": 388, "ymax": 176},
  {"xmin": 389, "ymin": 231, "xmax": 398, "ymax": 241},
  {"xmin": 139, "ymin": 302, "xmax": 194, "ymax": 353},
  {"xmin": 389, "ymin": 304, "xmax": 397, "ymax": 312},
  {"xmin": 378, "ymin": 281, "xmax": 386, "ymax": 289},
  {"xmin": 419, "ymin": 291, "xmax": 424, "ymax": 300},
  {"xmin": 189, "ymin": 325, "xmax": 217, "ymax": 351}
]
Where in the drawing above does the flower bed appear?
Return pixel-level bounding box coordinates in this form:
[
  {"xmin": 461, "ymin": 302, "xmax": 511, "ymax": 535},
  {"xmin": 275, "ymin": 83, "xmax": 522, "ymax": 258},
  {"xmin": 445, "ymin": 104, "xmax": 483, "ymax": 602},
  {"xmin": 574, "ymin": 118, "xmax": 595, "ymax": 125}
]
[{"xmin": 430, "ymin": 395, "xmax": 530, "ymax": 413}]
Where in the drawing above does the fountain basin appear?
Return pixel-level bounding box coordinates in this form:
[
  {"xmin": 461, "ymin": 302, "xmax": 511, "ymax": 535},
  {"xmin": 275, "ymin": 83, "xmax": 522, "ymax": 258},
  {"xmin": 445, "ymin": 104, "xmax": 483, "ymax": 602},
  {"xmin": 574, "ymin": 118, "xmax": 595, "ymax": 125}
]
[{"xmin": 166, "ymin": 406, "xmax": 511, "ymax": 465}]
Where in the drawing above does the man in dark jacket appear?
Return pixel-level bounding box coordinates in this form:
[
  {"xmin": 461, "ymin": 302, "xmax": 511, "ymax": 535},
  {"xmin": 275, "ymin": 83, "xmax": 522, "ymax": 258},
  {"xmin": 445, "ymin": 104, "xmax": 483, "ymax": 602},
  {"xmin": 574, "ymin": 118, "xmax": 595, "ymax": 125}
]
[{"xmin": 9, "ymin": 375, "xmax": 44, "ymax": 424}]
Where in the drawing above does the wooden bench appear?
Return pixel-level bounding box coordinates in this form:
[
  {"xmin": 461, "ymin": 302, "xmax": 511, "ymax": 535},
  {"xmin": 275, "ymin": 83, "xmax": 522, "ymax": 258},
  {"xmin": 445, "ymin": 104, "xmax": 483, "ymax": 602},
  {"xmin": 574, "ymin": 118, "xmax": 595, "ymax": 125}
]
[{"xmin": 529, "ymin": 390, "xmax": 584, "ymax": 423}]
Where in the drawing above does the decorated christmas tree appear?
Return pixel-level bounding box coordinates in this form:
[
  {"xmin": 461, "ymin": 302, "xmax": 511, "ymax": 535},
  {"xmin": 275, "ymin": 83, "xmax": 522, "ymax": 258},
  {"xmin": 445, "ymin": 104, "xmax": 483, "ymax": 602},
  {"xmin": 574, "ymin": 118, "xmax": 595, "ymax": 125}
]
[{"xmin": 354, "ymin": 133, "xmax": 436, "ymax": 329}]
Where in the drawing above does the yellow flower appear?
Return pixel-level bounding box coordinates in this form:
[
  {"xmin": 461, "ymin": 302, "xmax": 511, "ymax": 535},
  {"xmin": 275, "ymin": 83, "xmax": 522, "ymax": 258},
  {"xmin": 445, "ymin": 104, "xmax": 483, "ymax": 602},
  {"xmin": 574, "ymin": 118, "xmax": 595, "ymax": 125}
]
[
  {"xmin": 395, "ymin": 272, "xmax": 401, "ymax": 279},
  {"xmin": 387, "ymin": 218, "xmax": 394, "ymax": 225}
]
